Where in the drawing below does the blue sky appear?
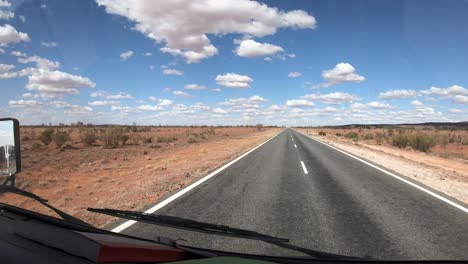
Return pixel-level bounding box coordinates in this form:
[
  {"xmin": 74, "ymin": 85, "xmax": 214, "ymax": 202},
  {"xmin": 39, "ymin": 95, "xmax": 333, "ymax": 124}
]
[{"xmin": 0, "ymin": 0, "xmax": 467, "ymax": 125}]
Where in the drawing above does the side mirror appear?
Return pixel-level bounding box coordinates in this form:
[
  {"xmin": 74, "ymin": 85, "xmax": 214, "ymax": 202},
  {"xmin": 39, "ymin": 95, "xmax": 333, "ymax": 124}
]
[{"xmin": 0, "ymin": 118, "xmax": 21, "ymax": 186}]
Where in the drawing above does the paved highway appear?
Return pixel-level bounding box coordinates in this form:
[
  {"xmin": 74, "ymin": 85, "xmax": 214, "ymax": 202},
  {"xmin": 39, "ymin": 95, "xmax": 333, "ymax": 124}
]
[{"xmin": 117, "ymin": 129, "xmax": 468, "ymax": 260}]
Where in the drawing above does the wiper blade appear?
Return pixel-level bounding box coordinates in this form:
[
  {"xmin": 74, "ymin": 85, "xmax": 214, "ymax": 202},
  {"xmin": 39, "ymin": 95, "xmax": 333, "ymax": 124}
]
[
  {"xmin": 87, "ymin": 208, "xmax": 289, "ymax": 243},
  {"xmin": 0, "ymin": 185, "xmax": 92, "ymax": 227}
]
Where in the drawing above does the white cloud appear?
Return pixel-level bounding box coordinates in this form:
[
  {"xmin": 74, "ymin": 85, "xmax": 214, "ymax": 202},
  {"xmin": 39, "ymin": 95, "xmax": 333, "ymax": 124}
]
[
  {"xmin": 162, "ymin": 68, "xmax": 184, "ymax": 75},
  {"xmin": 219, "ymin": 95, "xmax": 266, "ymax": 109},
  {"xmin": 367, "ymin": 101, "xmax": 392, "ymax": 109},
  {"xmin": 8, "ymin": 99, "xmax": 42, "ymax": 108},
  {"xmin": 212, "ymin": 108, "xmax": 228, "ymax": 114},
  {"xmin": 379, "ymin": 89, "xmax": 418, "ymax": 99},
  {"xmin": 18, "ymin": 55, "xmax": 60, "ymax": 70},
  {"xmin": 313, "ymin": 62, "xmax": 365, "ymax": 88},
  {"xmin": 323, "ymin": 107, "xmax": 338, "ymax": 112},
  {"xmin": 173, "ymin": 90, "xmax": 192, "ymax": 97},
  {"xmin": 158, "ymin": 99, "xmax": 173, "ymax": 106},
  {"xmin": 215, "ymin": 73, "xmax": 253, "ymax": 88},
  {"xmin": 235, "ymin": 39, "xmax": 283, "ymax": 58},
  {"xmin": 301, "ymin": 92, "xmax": 359, "ymax": 104},
  {"xmin": 120, "ymin": 50, "xmax": 134, "ymax": 61},
  {"xmin": 264, "ymin": 57, "xmax": 272, "ymax": 62},
  {"xmin": 143, "ymin": 52, "xmax": 152, "ymax": 56},
  {"xmin": 96, "ymin": 0, "xmax": 315, "ymax": 63},
  {"xmin": 420, "ymin": 85, "xmax": 468, "ymax": 97},
  {"xmin": 185, "ymin": 83, "xmax": 206, "ymax": 90},
  {"xmin": 0, "ymin": 9, "xmax": 14, "ymax": 20},
  {"xmin": 0, "ymin": 0, "xmax": 11, "ymax": 7},
  {"xmin": 148, "ymin": 96, "xmax": 157, "ymax": 101},
  {"xmin": 19, "ymin": 15, "xmax": 25, "ymax": 23},
  {"xmin": 212, "ymin": 88, "xmax": 221, "ymax": 92},
  {"xmin": 410, "ymin": 100, "xmax": 424, "ymax": 107},
  {"xmin": 448, "ymin": 109, "xmax": 463, "ymax": 113},
  {"xmin": 0, "ymin": 24, "xmax": 30, "ymax": 46},
  {"xmin": 41, "ymin": 41, "xmax": 58, "ymax": 48},
  {"xmin": 453, "ymin": 95, "xmax": 468, "ymax": 105},
  {"xmin": 26, "ymin": 69, "xmax": 96, "ymax": 95},
  {"xmin": 286, "ymin": 99, "xmax": 314, "ymax": 107},
  {"xmin": 191, "ymin": 102, "xmax": 211, "ymax": 111},
  {"xmin": 288, "ymin": 72, "xmax": 301, "ymax": 78},
  {"xmin": 11, "ymin": 50, "xmax": 26, "ymax": 57},
  {"xmin": 90, "ymin": 91, "xmax": 133, "ymax": 99},
  {"xmin": 88, "ymin": 100, "xmax": 120, "ymax": 106},
  {"xmin": 287, "ymin": 53, "xmax": 296, "ymax": 58},
  {"xmin": 0, "ymin": 63, "xmax": 15, "ymax": 72},
  {"xmin": 138, "ymin": 105, "xmax": 164, "ymax": 111}
]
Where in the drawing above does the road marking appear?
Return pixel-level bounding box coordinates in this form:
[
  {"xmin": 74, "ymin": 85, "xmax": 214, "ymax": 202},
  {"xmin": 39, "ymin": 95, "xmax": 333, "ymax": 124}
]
[
  {"xmin": 295, "ymin": 130, "xmax": 468, "ymax": 213},
  {"xmin": 111, "ymin": 130, "xmax": 285, "ymax": 233},
  {"xmin": 294, "ymin": 144, "xmax": 297, "ymax": 148},
  {"xmin": 300, "ymin": 161, "xmax": 309, "ymax": 174}
]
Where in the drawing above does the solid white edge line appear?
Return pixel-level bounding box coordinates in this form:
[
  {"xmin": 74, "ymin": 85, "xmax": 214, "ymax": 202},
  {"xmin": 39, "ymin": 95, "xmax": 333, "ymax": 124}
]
[
  {"xmin": 295, "ymin": 130, "xmax": 468, "ymax": 213},
  {"xmin": 300, "ymin": 161, "xmax": 309, "ymax": 174},
  {"xmin": 111, "ymin": 130, "xmax": 285, "ymax": 233}
]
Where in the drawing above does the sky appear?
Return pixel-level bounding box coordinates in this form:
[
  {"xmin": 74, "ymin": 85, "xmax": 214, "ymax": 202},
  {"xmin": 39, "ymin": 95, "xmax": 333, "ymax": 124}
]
[{"xmin": 0, "ymin": 0, "xmax": 467, "ymax": 126}]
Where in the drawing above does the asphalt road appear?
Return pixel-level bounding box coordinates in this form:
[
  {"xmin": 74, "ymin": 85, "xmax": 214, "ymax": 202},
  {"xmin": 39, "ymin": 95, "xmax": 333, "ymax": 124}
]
[{"xmin": 120, "ymin": 129, "xmax": 468, "ymax": 260}]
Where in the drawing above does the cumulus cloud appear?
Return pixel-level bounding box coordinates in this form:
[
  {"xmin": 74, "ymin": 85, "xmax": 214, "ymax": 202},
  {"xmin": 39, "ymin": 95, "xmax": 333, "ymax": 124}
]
[
  {"xmin": 313, "ymin": 63, "xmax": 365, "ymax": 88},
  {"xmin": 41, "ymin": 41, "xmax": 58, "ymax": 48},
  {"xmin": 219, "ymin": 95, "xmax": 266, "ymax": 109},
  {"xmin": 453, "ymin": 95, "xmax": 468, "ymax": 105},
  {"xmin": 26, "ymin": 69, "xmax": 96, "ymax": 95},
  {"xmin": 212, "ymin": 108, "xmax": 228, "ymax": 114},
  {"xmin": 18, "ymin": 55, "xmax": 60, "ymax": 70},
  {"xmin": 288, "ymin": 72, "xmax": 301, "ymax": 78},
  {"xmin": 215, "ymin": 73, "xmax": 253, "ymax": 88},
  {"xmin": 0, "ymin": 10, "xmax": 14, "ymax": 20},
  {"xmin": 91, "ymin": 91, "xmax": 133, "ymax": 99},
  {"xmin": 173, "ymin": 90, "xmax": 192, "ymax": 97},
  {"xmin": 410, "ymin": 100, "xmax": 424, "ymax": 107},
  {"xmin": 96, "ymin": 0, "xmax": 315, "ymax": 63},
  {"xmin": 88, "ymin": 100, "xmax": 120, "ymax": 106},
  {"xmin": 0, "ymin": 63, "xmax": 15, "ymax": 72},
  {"xmin": 0, "ymin": 24, "xmax": 30, "ymax": 46},
  {"xmin": 120, "ymin": 50, "xmax": 134, "ymax": 61},
  {"xmin": 301, "ymin": 92, "xmax": 359, "ymax": 104},
  {"xmin": 420, "ymin": 85, "xmax": 468, "ymax": 97},
  {"xmin": 158, "ymin": 99, "xmax": 173, "ymax": 106},
  {"xmin": 185, "ymin": 84, "xmax": 206, "ymax": 90},
  {"xmin": 367, "ymin": 101, "xmax": 392, "ymax": 109},
  {"xmin": 379, "ymin": 89, "xmax": 418, "ymax": 99},
  {"xmin": 448, "ymin": 109, "xmax": 463, "ymax": 113},
  {"xmin": 286, "ymin": 99, "xmax": 314, "ymax": 107},
  {"xmin": 8, "ymin": 99, "xmax": 42, "ymax": 108},
  {"xmin": 235, "ymin": 39, "xmax": 283, "ymax": 58},
  {"xmin": 138, "ymin": 105, "xmax": 164, "ymax": 111},
  {"xmin": 162, "ymin": 69, "xmax": 184, "ymax": 75},
  {"xmin": 143, "ymin": 52, "xmax": 152, "ymax": 56}
]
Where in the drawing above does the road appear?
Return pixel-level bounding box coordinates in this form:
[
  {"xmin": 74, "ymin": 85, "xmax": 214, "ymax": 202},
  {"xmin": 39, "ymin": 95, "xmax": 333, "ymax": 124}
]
[{"xmin": 118, "ymin": 129, "xmax": 468, "ymax": 260}]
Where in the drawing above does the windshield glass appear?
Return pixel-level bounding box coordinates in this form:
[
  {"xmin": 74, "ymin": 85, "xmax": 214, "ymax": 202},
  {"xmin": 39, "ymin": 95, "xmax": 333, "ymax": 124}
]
[{"xmin": 1, "ymin": 0, "xmax": 467, "ymax": 260}]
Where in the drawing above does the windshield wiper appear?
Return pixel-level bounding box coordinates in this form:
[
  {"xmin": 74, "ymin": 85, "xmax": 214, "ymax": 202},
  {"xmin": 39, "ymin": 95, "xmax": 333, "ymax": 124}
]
[
  {"xmin": 88, "ymin": 207, "xmax": 288, "ymax": 243},
  {"xmin": 87, "ymin": 208, "xmax": 362, "ymax": 260},
  {"xmin": 0, "ymin": 185, "xmax": 92, "ymax": 227}
]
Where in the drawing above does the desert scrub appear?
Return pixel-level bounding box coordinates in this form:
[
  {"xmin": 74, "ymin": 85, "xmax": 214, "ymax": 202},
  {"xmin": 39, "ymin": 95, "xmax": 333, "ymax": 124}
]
[
  {"xmin": 318, "ymin": 131, "xmax": 326, "ymax": 136},
  {"xmin": 409, "ymin": 133, "xmax": 436, "ymax": 152},
  {"xmin": 80, "ymin": 129, "xmax": 97, "ymax": 146},
  {"xmin": 187, "ymin": 136, "xmax": 198, "ymax": 143},
  {"xmin": 392, "ymin": 134, "xmax": 410, "ymax": 148},
  {"xmin": 40, "ymin": 128, "xmax": 55, "ymax": 145},
  {"xmin": 52, "ymin": 131, "xmax": 70, "ymax": 147},
  {"xmin": 344, "ymin": 132, "xmax": 359, "ymax": 140},
  {"xmin": 100, "ymin": 127, "xmax": 124, "ymax": 148}
]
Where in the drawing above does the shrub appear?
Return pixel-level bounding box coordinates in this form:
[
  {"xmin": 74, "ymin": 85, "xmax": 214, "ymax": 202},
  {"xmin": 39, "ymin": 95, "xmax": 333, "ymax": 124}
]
[
  {"xmin": 392, "ymin": 134, "xmax": 410, "ymax": 148},
  {"xmin": 22, "ymin": 136, "xmax": 30, "ymax": 141},
  {"xmin": 53, "ymin": 131, "xmax": 70, "ymax": 147},
  {"xmin": 344, "ymin": 132, "xmax": 359, "ymax": 140},
  {"xmin": 130, "ymin": 134, "xmax": 142, "ymax": 145},
  {"xmin": 363, "ymin": 133, "xmax": 374, "ymax": 140},
  {"xmin": 80, "ymin": 130, "xmax": 97, "ymax": 146},
  {"xmin": 335, "ymin": 133, "xmax": 342, "ymax": 137},
  {"xmin": 409, "ymin": 134, "xmax": 436, "ymax": 152},
  {"xmin": 318, "ymin": 131, "xmax": 326, "ymax": 136},
  {"xmin": 256, "ymin": 124, "xmax": 263, "ymax": 131},
  {"xmin": 143, "ymin": 136, "xmax": 153, "ymax": 144},
  {"xmin": 187, "ymin": 136, "xmax": 198, "ymax": 143},
  {"xmin": 121, "ymin": 134, "xmax": 130, "ymax": 145},
  {"xmin": 40, "ymin": 128, "xmax": 55, "ymax": 145},
  {"xmin": 100, "ymin": 127, "xmax": 123, "ymax": 148}
]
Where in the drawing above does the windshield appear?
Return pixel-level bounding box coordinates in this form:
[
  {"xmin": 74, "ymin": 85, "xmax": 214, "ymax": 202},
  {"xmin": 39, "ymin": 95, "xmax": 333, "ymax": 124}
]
[{"xmin": 1, "ymin": 0, "xmax": 467, "ymax": 260}]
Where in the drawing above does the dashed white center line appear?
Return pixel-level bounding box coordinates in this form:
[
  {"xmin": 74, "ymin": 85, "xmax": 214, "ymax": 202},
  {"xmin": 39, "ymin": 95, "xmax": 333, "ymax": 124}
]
[
  {"xmin": 300, "ymin": 161, "xmax": 309, "ymax": 174},
  {"xmin": 294, "ymin": 144, "xmax": 297, "ymax": 148}
]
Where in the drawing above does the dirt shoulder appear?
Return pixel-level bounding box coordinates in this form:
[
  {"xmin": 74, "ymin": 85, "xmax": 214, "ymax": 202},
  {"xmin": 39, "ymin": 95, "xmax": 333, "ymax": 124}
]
[
  {"xmin": 2, "ymin": 127, "xmax": 281, "ymax": 228},
  {"xmin": 297, "ymin": 129, "xmax": 468, "ymax": 206}
]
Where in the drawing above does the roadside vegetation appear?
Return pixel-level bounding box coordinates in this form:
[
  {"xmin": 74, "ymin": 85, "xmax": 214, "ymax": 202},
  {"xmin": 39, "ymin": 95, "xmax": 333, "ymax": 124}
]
[{"xmin": 304, "ymin": 125, "xmax": 467, "ymax": 159}]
